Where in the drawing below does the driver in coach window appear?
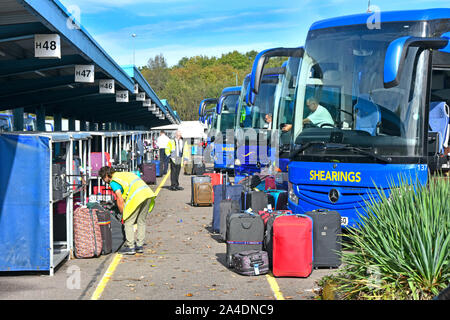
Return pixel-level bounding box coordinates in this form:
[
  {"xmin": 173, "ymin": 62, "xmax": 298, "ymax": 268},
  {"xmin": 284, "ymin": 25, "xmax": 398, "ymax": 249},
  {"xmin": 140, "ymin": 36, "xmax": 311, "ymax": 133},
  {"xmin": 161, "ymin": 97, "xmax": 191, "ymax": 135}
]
[{"xmin": 303, "ymin": 97, "xmax": 334, "ymax": 128}]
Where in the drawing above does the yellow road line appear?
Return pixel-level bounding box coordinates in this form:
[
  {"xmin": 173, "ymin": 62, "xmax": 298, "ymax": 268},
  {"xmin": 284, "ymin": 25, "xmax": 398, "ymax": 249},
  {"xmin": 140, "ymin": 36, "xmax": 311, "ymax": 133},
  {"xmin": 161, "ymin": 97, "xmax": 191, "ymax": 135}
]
[
  {"xmin": 266, "ymin": 272, "xmax": 285, "ymax": 300},
  {"xmin": 91, "ymin": 171, "xmax": 171, "ymax": 300},
  {"xmin": 90, "ymin": 253, "xmax": 122, "ymax": 300}
]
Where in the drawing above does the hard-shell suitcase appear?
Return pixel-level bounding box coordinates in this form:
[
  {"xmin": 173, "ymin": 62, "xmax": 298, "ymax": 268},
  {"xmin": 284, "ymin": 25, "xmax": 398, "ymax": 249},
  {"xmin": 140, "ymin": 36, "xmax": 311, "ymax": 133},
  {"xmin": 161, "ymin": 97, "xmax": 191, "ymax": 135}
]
[
  {"xmin": 100, "ymin": 201, "xmax": 126, "ymax": 252},
  {"xmin": 212, "ymin": 183, "xmax": 243, "ymax": 233},
  {"xmin": 242, "ymin": 191, "xmax": 268, "ymax": 213},
  {"xmin": 304, "ymin": 209, "xmax": 342, "ymax": 268},
  {"xmin": 90, "ymin": 152, "xmax": 111, "ymax": 177},
  {"xmin": 203, "ymin": 173, "xmax": 223, "ymax": 201},
  {"xmin": 219, "ymin": 176, "xmax": 241, "ymax": 241},
  {"xmin": 151, "ymin": 160, "xmax": 161, "ymax": 177},
  {"xmin": 193, "ymin": 182, "xmax": 213, "ymax": 206},
  {"xmin": 191, "ymin": 175, "xmax": 211, "ymax": 205},
  {"xmin": 266, "ymin": 190, "xmax": 288, "ymax": 210},
  {"xmin": 73, "ymin": 207, "xmax": 103, "ymax": 258},
  {"xmin": 226, "ymin": 212, "xmax": 264, "ymax": 268},
  {"xmin": 232, "ymin": 250, "xmax": 269, "ymax": 276},
  {"xmin": 272, "ymin": 214, "xmax": 313, "ymax": 277},
  {"xmin": 139, "ymin": 163, "xmax": 156, "ymax": 185}
]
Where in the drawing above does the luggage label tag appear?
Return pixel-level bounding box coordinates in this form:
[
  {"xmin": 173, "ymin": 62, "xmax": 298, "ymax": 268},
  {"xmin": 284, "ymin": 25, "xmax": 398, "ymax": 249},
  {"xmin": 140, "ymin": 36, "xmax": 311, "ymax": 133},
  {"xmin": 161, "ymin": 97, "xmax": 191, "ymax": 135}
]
[{"xmin": 254, "ymin": 263, "xmax": 260, "ymax": 275}]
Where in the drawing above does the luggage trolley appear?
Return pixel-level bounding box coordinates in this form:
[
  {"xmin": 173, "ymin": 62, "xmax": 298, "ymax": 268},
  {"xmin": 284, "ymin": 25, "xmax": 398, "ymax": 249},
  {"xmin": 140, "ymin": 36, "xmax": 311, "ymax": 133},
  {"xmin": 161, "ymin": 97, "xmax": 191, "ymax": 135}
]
[{"xmin": 0, "ymin": 132, "xmax": 77, "ymax": 275}]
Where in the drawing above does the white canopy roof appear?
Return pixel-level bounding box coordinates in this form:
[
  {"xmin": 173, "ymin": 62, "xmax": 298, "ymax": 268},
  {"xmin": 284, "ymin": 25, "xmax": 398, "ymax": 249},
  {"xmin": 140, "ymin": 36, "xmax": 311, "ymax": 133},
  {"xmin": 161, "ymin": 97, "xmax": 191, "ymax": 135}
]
[{"xmin": 151, "ymin": 121, "xmax": 206, "ymax": 139}]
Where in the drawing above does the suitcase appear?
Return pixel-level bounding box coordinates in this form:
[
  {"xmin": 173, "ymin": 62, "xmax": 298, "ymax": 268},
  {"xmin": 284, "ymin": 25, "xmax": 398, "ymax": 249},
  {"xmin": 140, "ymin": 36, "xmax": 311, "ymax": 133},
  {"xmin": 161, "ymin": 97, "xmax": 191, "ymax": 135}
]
[
  {"xmin": 184, "ymin": 161, "xmax": 194, "ymax": 175},
  {"xmin": 151, "ymin": 160, "xmax": 161, "ymax": 177},
  {"xmin": 242, "ymin": 191, "xmax": 268, "ymax": 213},
  {"xmin": 226, "ymin": 212, "xmax": 264, "ymax": 268},
  {"xmin": 203, "ymin": 173, "xmax": 223, "ymax": 201},
  {"xmin": 100, "ymin": 201, "xmax": 126, "ymax": 252},
  {"xmin": 193, "ymin": 182, "xmax": 213, "ymax": 206},
  {"xmin": 212, "ymin": 183, "xmax": 243, "ymax": 233},
  {"xmin": 258, "ymin": 209, "xmax": 292, "ymax": 228},
  {"xmin": 73, "ymin": 207, "xmax": 103, "ymax": 258},
  {"xmin": 139, "ymin": 163, "xmax": 156, "ymax": 185},
  {"xmin": 90, "ymin": 152, "xmax": 111, "ymax": 177},
  {"xmin": 219, "ymin": 176, "xmax": 241, "ymax": 241},
  {"xmin": 232, "ymin": 250, "xmax": 269, "ymax": 276},
  {"xmin": 191, "ymin": 175, "xmax": 211, "ymax": 205},
  {"xmin": 266, "ymin": 190, "xmax": 288, "ymax": 210},
  {"xmin": 304, "ymin": 209, "xmax": 342, "ymax": 268},
  {"xmin": 271, "ymin": 214, "xmax": 313, "ymax": 277},
  {"xmin": 95, "ymin": 208, "xmax": 113, "ymax": 255}
]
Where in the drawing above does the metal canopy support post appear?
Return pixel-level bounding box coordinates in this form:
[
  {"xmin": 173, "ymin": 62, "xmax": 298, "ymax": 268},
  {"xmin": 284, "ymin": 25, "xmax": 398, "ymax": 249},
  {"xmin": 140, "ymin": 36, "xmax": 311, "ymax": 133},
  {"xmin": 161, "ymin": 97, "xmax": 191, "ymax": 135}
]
[
  {"xmin": 69, "ymin": 118, "xmax": 75, "ymax": 131},
  {"xmin": 36, "ymin": 105, "xmax": 46, "ymax": 132},
  {"xmin": 12, "ymin": 108, "xmax": 24, "ymax": 131},
  {"xmin": 54, "ymin": 113, "xmax": 62, "ymax": 132}
]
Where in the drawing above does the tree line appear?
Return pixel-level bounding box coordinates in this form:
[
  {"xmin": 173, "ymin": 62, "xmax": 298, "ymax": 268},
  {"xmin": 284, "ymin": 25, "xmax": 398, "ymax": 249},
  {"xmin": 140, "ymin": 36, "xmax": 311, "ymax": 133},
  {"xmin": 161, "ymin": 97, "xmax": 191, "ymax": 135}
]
[{"xmin": 139, "ymin": 51, "xmax": 285, "ymax": 121}]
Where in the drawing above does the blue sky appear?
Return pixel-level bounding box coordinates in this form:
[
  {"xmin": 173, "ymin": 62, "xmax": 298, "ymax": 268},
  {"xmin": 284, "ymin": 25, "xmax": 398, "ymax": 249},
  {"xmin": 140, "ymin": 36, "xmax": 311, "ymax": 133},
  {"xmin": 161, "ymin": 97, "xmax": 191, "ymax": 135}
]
[{"xmin": 59, "ymin": 0, "xmax": 449, "ymax": 67}]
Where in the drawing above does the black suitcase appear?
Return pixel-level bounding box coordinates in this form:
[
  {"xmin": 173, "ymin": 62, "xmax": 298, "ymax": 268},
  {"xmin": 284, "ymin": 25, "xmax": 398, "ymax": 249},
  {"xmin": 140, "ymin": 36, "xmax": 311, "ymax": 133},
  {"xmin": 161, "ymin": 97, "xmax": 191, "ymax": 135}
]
[
  {"xmin": 139, "ymin": 163, "xmax": 156, "ymax": 185},
  {"xmin": 304, "ymin": 209, "xmax": 342, "ymax": 268},
  {"xmin": 90, "ymin": 202, "xmax": 125, "ymax": 253},
  {"xmin": 96, "ymin": 209, "xmax": 113, "ymax": 255},
  {"xmin": 193, "ymin": 163, "xmax": 205, "ymax": 175},
  {"xmin": 232, "ymin": 250, "xmax": 269, "ymax": 276},
  {"xmin": 241, "ymin": 191, "xmax": 268, "ymax": 213},
  {"xmin": 191, "ymin": 175, "xmax": 211, "ymax": 205},
  {"xmin": 226, "ymin": 212, "xmax": 264, "ymax": 268}
]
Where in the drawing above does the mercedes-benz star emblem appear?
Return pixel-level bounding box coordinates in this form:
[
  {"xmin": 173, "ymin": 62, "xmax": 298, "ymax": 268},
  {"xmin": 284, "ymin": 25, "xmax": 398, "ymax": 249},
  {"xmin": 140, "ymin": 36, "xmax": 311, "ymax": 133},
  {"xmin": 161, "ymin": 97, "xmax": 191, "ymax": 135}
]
[{"xmin": 328, "ymin": 189, "xmax": 340, "ymax": 203}]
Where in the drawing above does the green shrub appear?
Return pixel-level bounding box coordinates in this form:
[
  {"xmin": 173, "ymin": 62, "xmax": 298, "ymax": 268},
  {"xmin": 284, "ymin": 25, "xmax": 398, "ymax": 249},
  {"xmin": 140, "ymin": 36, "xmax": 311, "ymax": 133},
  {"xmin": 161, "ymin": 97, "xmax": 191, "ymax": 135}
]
[{"xmin": 326, "ymin": 177, "xmax": 450, "ymax": 300}]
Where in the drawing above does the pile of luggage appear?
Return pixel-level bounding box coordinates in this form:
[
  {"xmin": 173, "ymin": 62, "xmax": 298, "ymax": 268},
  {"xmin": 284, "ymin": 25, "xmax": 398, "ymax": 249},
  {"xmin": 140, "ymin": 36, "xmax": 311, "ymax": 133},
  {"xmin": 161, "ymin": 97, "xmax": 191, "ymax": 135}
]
[
  {"xmin": 72, "ymin": 201, "xmax": 125, "ymax": 259},
  {"xmin": 191, "ymin": 172, "xmax": 342, "ymax": 277}
]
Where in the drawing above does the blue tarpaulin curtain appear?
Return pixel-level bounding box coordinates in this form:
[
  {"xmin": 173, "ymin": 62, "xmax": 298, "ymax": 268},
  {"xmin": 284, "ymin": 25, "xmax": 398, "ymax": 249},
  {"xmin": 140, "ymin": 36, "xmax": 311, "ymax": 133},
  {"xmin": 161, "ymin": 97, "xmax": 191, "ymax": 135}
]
[{"xmin": 0, "ymin": 134, "xmax": 50, "ymax": 271}]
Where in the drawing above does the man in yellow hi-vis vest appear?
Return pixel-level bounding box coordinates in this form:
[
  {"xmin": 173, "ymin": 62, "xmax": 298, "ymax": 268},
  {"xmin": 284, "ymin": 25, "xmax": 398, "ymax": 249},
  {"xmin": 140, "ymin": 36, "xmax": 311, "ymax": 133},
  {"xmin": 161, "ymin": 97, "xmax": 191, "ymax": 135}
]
[
  {"xmin": 165, "ymin": 131, "xmax": 189, "ymax": 191},
  {"xmin": 99, "ymin": 166, "xmax": 156, "ymax": 255}
]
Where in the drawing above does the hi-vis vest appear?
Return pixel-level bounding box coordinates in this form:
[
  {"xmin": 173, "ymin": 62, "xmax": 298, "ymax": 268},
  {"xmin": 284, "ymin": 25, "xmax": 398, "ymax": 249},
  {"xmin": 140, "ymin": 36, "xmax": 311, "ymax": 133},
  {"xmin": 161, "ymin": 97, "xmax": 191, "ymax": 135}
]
[{"xmin": 111, "ymin": 172, "xmax": 156, "ymax": 221}]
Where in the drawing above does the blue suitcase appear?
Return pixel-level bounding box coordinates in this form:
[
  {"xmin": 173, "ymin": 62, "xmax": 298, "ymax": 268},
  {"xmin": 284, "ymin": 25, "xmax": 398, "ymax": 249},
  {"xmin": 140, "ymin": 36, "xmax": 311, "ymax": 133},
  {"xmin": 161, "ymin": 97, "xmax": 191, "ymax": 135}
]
[
  {"xmin": 151, "ymin": 160, "xmax": 161, "ymax": 177},
  {"xmin": 212, "ymin": 183, "xmax": 243, "ymax": 233}
]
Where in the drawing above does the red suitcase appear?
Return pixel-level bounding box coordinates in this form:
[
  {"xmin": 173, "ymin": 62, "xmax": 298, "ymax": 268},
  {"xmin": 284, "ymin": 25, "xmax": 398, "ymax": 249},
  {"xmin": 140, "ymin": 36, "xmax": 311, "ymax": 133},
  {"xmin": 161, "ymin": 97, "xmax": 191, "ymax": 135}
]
[
  {"xmin": 203, "ymin": 173, "xmax": 223, "ymax": 201},
  {"xmin": 272, "ymin": 214, "xmax": 313, "ymax": 277}
]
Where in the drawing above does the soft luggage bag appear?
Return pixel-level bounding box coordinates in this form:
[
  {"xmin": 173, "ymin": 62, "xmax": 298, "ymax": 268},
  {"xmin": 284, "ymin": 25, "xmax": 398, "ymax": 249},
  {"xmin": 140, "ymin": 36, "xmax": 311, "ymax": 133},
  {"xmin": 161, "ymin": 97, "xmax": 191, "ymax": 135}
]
[
  {"xmin": 191, "ymin": 175, "xmax": 211, "ymax": 205},
  {"xmin": 52, "ymin": 163, "xmax": 66, "ymax": 202},
  {"xmin": 304, "ymin": 209, "xmax": 342, "ymax": 268},
  {"xmin": 139, "ymin": 163, "xmax": 156, "ymax": 185},
  {"xmin": 212, "ymin": 183, "xmax": 243, "ymax": 233},
  {"xmin": 193, "ymin": 163, "xmax": 206, "ymax": 175},
  {"xmin": 151, "ymin": 160, "xmax": 161, "ymax": 177},
  {"xmin": 226, "ymin": 212, "xmax": 264, "ymax": 268},
  {"xmin": 193, "ymin": 182, "xmax": 213, "ymax": 206},
  {"xmin": 73, "ymin": 207, "xmax": 103, "ymax": 258},
  {"xmin": 272, "ymin": 214, "xmax": 313, "ymax": 277},
  {"xmin": 241, "ymin": 191, "xmax": 268, "ymax": 213},
  {"xmin": 232, "ymin": 250, "xmax": 269, "ymax": 276},
  {"xmin": 266, "ymin": 190, "xmax": 288, "ymax": 210}
]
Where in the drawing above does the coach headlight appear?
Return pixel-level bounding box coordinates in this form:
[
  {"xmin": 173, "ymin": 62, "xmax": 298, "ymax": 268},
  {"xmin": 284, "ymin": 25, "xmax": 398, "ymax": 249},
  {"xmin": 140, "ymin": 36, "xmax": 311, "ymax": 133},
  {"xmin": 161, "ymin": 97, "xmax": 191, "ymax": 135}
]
[{"xmin": 288, "ymin": 182, "xmax": 299, "ymax": 205}]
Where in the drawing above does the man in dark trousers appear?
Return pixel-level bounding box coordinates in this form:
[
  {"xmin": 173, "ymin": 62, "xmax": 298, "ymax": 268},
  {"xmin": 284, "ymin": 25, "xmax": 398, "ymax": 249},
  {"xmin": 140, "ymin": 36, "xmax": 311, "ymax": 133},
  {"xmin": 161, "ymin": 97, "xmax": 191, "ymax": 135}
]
[
  {"xmin": 157, "ymin": 130, "xmax": 170, "ymax": 175},
  {"xmin": 165, "ymin": 130, "xmax": 184, "ymax": 191}
]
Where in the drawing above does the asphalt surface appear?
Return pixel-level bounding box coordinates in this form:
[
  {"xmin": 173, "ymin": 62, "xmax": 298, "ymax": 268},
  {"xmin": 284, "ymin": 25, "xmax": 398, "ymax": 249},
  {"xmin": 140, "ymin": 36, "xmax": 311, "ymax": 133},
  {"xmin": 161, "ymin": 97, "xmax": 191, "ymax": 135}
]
[{"xmin": 0, "ymin": 166, "xmax": 341, "ymax": 301}]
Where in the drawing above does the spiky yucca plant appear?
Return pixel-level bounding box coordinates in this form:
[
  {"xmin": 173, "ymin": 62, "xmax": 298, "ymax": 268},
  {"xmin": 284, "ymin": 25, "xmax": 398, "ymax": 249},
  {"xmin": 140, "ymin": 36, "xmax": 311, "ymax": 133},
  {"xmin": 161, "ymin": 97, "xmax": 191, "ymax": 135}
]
[{"xmin": 326, "ymin": 177, "xmax": 450, "ymax": 300}]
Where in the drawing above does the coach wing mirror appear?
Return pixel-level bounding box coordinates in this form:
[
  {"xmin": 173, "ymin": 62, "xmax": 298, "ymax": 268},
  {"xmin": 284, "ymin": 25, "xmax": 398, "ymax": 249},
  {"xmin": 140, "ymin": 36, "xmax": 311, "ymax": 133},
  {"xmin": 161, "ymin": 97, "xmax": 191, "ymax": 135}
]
[
  {"xmin": 384, "ymin": 35, "xmax": 449, "ymax": 88},
  {"xmin": 199, "ymin": 98, "xmax": 219, "ymax": 117},
  {"xmin": 216, "ymin": 96, "xmax": 226, "ymax": 114},
  {"xmin": 250, "ymin": 47, "xmax": 304, "ymax": 102}
]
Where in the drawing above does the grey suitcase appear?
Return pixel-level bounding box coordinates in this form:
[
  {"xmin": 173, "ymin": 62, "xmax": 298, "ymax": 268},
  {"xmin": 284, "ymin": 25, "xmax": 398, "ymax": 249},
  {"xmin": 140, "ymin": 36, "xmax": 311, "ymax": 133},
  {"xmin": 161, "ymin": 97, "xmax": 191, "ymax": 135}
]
[
  {"xmin": 304, "ymin": 209, "xmax": 342, "ymax": 268},
  {"xmin": 191, "ymin": 175, "xmax": 211, "ymax": 205},
  {"xmin": 226, "ymin": 212, "xmax": 264, "ymax": 268},
  {"xmin": 219, "ymin": 199, "xmax": 241, "ymax": 241}
]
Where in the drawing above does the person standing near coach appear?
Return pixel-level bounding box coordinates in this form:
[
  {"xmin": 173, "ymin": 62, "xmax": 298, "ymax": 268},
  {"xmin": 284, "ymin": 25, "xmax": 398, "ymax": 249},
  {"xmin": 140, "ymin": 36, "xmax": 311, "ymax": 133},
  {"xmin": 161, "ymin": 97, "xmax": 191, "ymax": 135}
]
[
  {"xmin": 157, "ymin": 131, "xmax": 170, "ymax": 175},
  {"xmin": 165, "ymin": 130, "xmax": 185, "ymax": 191}
]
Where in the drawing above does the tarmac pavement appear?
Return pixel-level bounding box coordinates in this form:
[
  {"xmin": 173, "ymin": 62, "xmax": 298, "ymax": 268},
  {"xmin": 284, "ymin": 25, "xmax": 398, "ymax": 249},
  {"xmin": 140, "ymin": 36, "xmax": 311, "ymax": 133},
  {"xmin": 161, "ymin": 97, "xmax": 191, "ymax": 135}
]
[{"xmin": 0, "ymin": 166, "xmax": 341, "ymax": 301}]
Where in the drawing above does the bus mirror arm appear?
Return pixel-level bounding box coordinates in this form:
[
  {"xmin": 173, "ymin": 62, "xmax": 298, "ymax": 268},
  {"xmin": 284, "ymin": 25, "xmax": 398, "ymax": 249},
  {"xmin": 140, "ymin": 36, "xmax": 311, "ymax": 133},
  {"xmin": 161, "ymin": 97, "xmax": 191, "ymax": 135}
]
[
  {"xmin": 383, "ymin": 36, "xmax": 449, "ymax": 89},
  {"xmin": 249, "ymin": 47, "xmax": 305, "ymax": 105}
]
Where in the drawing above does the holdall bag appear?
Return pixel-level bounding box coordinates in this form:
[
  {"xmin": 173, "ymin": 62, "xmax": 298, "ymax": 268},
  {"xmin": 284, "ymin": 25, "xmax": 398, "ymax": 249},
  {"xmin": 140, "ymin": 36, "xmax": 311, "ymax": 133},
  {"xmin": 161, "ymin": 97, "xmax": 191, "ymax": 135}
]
[
  {"xmin": 272, "ymin": 214, "xmax": 313, "ymax": 277},
  {"xmin": 191, "ymin": 175, "xmax": 212, "ymax": 205},
  {"xmin": 212, "ymin": 183, "xmax": 243, "ymax": 233},
  {"xmin": 193, "ymin": 182, "xmax": 213, "ymax": 206},
  {"xmin": 226, "ymin": 212, "xmax": 264, "ymax": 268},
  {"xmin": 232, "ymin": 250, "xmax": 269, "ymax": 276},
  {"xmin": 139, "ymin": 163, "xmax": 156, "ymax": 185},
  {"xmin": 304, "ymin": 209, "xmax": 342, "ymax": 268},
  {"xmin": 73, "ymin": 207, "xmax": 103, "ymax": 259}
]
